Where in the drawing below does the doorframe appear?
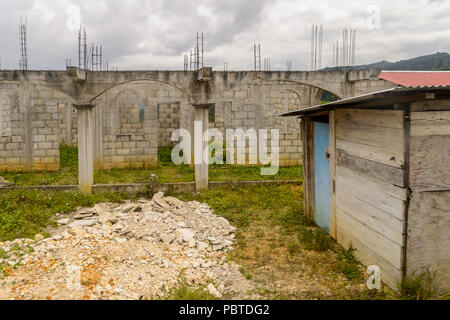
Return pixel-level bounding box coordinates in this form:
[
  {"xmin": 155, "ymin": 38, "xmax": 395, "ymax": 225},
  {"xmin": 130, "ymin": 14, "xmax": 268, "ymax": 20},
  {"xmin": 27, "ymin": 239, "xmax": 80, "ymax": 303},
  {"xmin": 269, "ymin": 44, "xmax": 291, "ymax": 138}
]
[{"xmin": 301, "ymin": 110, "xmax": 337, "ymax": 239}]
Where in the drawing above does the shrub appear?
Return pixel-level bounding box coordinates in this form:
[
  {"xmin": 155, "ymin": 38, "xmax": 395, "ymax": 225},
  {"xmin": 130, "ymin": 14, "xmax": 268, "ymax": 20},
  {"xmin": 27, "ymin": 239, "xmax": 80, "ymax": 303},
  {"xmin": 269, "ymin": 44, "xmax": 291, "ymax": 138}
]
[
  {"xmin": 400, "ymin": 270, "xmax": 439, "ymax": 300},
  {"xmin": 301, "ymin": 228, "xmax": 333, "ymax": 252},
  {"xmin": 335, "ymin": 245, "xmax": 362, "ymax": 280}
]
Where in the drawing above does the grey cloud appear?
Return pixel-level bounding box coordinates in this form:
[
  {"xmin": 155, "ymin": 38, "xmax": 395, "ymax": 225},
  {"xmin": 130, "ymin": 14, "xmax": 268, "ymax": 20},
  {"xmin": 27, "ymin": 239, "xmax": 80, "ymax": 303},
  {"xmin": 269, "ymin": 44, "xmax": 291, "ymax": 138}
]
[{"xmin": 0, "ymin": 0, "xmax": 448, "ymax": 70}]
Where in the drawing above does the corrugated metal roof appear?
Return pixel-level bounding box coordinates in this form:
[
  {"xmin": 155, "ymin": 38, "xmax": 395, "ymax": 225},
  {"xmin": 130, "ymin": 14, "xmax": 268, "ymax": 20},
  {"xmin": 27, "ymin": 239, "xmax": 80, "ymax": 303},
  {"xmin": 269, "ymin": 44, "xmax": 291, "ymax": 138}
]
[
  {"xmin": 280, "ymin": 86, "xmax": 450, "ymax": 117},
  {"xmin": 379, "ymin": 71, "xmax": 450, "ymax": 87}
]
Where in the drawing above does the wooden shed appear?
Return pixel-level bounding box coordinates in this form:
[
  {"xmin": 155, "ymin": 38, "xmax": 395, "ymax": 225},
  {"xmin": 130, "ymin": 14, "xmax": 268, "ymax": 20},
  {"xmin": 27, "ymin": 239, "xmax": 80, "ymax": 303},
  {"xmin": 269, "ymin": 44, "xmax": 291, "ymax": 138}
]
[{"xmin": 281, "ymin": 86, "xmax": 450, "ymax": 291}]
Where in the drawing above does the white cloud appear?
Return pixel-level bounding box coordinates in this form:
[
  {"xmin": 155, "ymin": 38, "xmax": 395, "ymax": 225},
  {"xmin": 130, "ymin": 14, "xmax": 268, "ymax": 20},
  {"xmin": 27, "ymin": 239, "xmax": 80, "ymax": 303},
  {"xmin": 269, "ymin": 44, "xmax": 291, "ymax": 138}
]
[
  {"xmin": 0, "ymin": 0, "xmax": 448, "ymax": 70},
  {"xmin": 66, "ymin": 5, "xmax": 81, "ymax": 31}
]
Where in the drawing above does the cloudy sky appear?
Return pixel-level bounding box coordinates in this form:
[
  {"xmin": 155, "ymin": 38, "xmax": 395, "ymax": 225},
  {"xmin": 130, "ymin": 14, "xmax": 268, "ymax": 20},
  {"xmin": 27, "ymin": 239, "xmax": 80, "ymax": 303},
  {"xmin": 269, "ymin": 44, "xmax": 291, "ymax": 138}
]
[{"xmin": 0, "ymin": 0, "xmax": 448, "ymax": 71}]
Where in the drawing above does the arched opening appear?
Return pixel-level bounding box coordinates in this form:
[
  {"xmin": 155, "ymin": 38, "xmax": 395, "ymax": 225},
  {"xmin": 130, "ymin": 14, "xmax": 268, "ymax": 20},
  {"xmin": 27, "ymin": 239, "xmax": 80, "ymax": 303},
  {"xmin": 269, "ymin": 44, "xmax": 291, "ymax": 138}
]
[{"xmin": 320, "ymin": 91, "xmax": 339, "ymax": 104}]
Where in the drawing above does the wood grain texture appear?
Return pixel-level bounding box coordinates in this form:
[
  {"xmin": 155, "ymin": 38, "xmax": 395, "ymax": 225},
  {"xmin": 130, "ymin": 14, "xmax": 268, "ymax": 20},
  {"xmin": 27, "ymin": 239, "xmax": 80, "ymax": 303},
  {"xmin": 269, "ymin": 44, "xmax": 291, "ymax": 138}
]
[
  {"xmin": 337, "ymin": 109, "xmax": 404, "ymax": 129},
  {"xmin": 336, "ymin": 109, "xmax": 405, "ymax": 153},
  {"xmin": 336, "ymin": 208, "xmax": 403, "ymax": 269},
  {"xmin": 410, "ymin": 111, "xmax": 450, "ymax": 136},
  {"xmin": 336, "ymin": 166, "xmax": 407, "ymax": 220},
  {"xmin": 329, "ymin": 111, "xmax": 337, "ymax": 239},
  {"xmin": 336, "ymin": 188, "xmax": 405, "ymax": 246},
  {"xmin": 337, "ymin": 151, "xmax": 405, "ymax": 187},
  {"xmin": 336, "ymin": 139, "xmax": 404, "ymax": 168},
  {"xmin": 337, "ymin": 220, "xmax": 403, "ymax": 290},
  {"xmin": 410, "ymin": 135, "xmax": 450, "ymax": 192},
  {"xmin": 407, "ymin": 191, "xmax": 450, "ymax": 291},
  {"xmin": 336, "ymin": 121, "xmax": 405, "ymax": 152}
]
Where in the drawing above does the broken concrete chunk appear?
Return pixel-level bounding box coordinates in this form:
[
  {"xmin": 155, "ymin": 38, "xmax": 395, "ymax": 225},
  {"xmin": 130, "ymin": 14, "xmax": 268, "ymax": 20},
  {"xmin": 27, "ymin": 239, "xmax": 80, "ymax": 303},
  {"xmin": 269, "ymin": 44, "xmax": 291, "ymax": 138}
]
[
  {"xmin": 206, "ymin": 284, "xmax": 222, "ymax": 298},
  {"xmin": 57, "ymin": 218, "xmax": 70, "ymax": 225},
  {"xmin": 176, "ymin": 228, "xmax": 195, "ymax": 244}
]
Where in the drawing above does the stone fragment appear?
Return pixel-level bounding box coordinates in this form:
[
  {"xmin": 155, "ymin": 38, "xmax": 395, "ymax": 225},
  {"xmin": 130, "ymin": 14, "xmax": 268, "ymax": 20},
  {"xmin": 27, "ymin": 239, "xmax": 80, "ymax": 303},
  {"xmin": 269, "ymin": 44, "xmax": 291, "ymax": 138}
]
[
  {"xmin": 165, "ymin": 196, "xmax": 184, "ymax": 209},
  {"xmin": 160, "ymin": 233, "xmax": 176, "ymax": 245},
  {"xmin": 176, "ymin": 228, "xmax": 195, "ymax": 243},
  {"xmin": 206, "ymin": 284, "xmax": 222, "ymax": 298},
  {"xmin": 69, "ymin": 219, "xmax": 97, "ymax": 228},
  {"xmin": 153, "ymin": 192, "xmax": 169, "ymax": 209},
  {"xmin": 57, "ymin": 218, "xmax": 70, "ymax": 225},
  {"xmin": 34, "ymin": 234, "xmax": 44, "ymax": 242},
  {"xmin": 0, "ymin": 176, "xmax": 12, "ymax": 186},
  {"xmin": 115, "ymin": 237, "xmax": 127, "ymax": 244}
]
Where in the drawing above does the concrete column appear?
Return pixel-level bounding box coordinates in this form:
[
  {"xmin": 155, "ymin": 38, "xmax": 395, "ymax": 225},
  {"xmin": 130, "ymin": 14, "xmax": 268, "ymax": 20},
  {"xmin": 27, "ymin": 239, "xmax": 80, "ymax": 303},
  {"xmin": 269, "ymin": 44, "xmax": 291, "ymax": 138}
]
[
  {"xmin": 74, "ymin": 103, "xmax": 95, "ymax": 194},
  {"xmin": 192, "ymin": 103, "xmax": 211, "ymax": 191}
]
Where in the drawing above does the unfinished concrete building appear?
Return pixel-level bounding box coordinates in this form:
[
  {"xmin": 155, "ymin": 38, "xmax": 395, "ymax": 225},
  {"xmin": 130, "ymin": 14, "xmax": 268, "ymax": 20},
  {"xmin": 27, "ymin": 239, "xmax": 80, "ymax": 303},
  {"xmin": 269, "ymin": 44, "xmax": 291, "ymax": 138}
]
[{"xmin": 0, "ymin": 68, "xmax": 394, "ymax": 171}]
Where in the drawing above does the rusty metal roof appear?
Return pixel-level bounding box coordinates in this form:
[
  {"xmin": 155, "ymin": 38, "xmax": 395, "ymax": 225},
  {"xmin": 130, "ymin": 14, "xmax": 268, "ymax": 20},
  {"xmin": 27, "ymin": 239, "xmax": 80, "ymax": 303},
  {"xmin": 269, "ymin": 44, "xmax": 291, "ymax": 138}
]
[{"xmin": 379, "ymin": 71, "xmax": 450, "ymax": 87}]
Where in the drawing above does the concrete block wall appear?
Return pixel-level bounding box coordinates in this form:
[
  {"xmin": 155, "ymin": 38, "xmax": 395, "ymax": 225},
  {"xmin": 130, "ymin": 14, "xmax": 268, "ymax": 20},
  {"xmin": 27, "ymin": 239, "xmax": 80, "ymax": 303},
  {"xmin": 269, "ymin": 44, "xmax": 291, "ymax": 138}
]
[
  {"xmin": 158, "ymin": 102, "xmax": 180, "ymax": 148},
  {"xmin": 0, "ymin": 70, "xmax": 395, "ymax": 172},
  {"xmin": 58, "ymin": 102, "xmax": 78, "ymax": 146},
  {"xmin": 93, "ymin": 87, "xmax": 160, "ymax": 169},
  {"xmin": 0, "ymin": 84, "xmax": 63, "ymax": 171}
]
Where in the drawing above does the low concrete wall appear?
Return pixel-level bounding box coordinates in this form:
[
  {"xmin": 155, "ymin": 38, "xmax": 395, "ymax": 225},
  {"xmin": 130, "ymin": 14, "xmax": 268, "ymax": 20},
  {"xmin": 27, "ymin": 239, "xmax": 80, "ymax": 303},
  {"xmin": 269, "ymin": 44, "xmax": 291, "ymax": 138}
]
[{"xmin": 0, "ymin": 179, "xmax": 301, "ymax": 195}]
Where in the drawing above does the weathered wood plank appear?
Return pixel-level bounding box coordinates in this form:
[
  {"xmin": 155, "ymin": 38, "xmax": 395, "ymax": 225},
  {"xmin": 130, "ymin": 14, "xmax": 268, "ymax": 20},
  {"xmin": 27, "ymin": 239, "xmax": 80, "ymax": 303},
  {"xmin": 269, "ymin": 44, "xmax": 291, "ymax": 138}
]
[
  {"xmin": 337, "ymin": 208, "xmax": 403, "ymax": 269},
  {"xmin": 410, "ymin": 135, "xmax": 450, "ymax": 192},
  {"xmin": 337, "ymin": 109, "xmax": 404, "ymax": 129},
  {"xmin": 336, "ymin": 121, "xmax": 404, "ymax": 152},
  {"xmin": 407, "ymin": 191, "xmax": 450, "ymax": 291},
  {"xmin": 337, "ymin": 151, "xmax": 405, "ymax": 187},
  {"xmin": 336, "ymin": 189, "xmax": 405, "ymax": 246},
  {"xmin": 336, "ymin": 139, "xmax": 404, "ymax": 168},
  {"xmin": 329, "ymin": 111, "xmax": 337, "ymax": 239},
  {"xmin": 336, "ymin": 165, "xmax": 406, "ymax": 220},
  {"xmin": 411, "ymin": 111, "xmax": 450, "ymax": 136},
  {"xmin": 411, "ymin": 100, "xmax": 450, "ymax": 112},
  {"xmin": 337, "ymin": 220, "xmax": 403, "ymax": 290},
  {"xmin": 301, "ymin": 118, "xmax": 310, "ymax": 219},
  {"xmin": 411, "ymin": 111, "xmax": 450, "ymax": 121}
]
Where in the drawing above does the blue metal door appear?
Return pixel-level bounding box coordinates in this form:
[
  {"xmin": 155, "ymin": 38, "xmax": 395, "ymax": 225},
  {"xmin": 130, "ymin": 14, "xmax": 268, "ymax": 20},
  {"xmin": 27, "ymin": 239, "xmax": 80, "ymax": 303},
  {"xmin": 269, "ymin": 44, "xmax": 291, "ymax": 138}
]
[{"xmin": 314, "ymin": 121, "xmax": 330, "ymax": 233}]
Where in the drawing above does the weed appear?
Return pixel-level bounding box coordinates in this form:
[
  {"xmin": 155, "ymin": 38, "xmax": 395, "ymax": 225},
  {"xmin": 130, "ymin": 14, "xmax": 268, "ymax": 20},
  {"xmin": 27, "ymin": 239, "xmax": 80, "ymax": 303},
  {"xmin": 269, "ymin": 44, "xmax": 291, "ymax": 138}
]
[
  {"xmin": 335, "ymin": 245, "xmax": 362, "ymax": 280},
  {"xmin": 158, "ymin": 147, "xmax": 173, "ymax": 163},
  {"xmin": 400, "ymin": 270, "xmax": 440, "ymax": 300},
  {"xmin": 163, "ymin": 280, "xmax": 218, "ymax": 300},
  {"xmin": 286, "ymin": 238, "xmax": 301, "ymax": 256},
  {"xmin": 239, "ymin": 267, "xmax": 253, "ymax": 280},
  {"xmin": 301, "ymin": 228, "xmax": 333, "ymax": 252}
]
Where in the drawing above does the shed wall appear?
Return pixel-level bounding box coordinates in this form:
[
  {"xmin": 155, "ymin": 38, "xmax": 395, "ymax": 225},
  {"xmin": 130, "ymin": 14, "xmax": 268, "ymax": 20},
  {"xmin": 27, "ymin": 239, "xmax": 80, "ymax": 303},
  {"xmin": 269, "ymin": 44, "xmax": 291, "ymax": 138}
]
[
  {"xmin": 408, "ymin": 102, "xmax": 450, "ymax": 291},
  {"xmin": 334, "ymin": 108, "xmax": 407, "ymax": 289}
]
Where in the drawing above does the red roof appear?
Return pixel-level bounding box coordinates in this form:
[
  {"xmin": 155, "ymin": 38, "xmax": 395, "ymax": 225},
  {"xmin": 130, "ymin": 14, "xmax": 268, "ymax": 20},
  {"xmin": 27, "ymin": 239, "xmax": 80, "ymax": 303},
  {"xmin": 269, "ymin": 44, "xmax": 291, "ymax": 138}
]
[{"xmin": 379, "ymin": 71, "xmax": 450, "ymax": 87}]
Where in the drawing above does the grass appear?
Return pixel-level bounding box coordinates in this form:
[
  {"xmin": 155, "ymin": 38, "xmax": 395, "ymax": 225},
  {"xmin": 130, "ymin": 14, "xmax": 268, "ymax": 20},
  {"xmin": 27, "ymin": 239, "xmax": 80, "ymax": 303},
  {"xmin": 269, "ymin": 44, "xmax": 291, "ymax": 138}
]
[
  {"xmin": 0, "ymin": 146, "xmax": 302, "ymax": 186},
  {"xmin": 0, "ymin": 189, "xmax": 128, "ymax": 242},
  {"xmin": 335, "ymin": 245, "xmax": 363, "ymax": 280},
  {"xmin": 162, "ymin": 282, "xmax": 218, "ymax": 300},
  {"xmin": 0, "ymin": 180, "xmax": 445, "ymax": 299},
  {"xmin": 171, "ymin": 184, "xmax": 376, "ymax": 300},
  {"xmin": 399, "ymin": 270, "xmax": 442, "ymax": 300}
]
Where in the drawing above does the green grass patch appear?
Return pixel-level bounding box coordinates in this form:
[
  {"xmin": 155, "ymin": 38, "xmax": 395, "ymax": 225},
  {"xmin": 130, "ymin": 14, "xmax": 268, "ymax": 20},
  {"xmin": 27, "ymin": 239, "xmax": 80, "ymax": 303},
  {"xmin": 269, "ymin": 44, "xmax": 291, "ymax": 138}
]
[
  {"xmin": 172, "ymin": 184, "xmax": 305, "ymax": 231},
  {"xmin": 300, "ymin": 228, "xmax": 333, "ymax": 252},
  {"xmin": 0, "ymin": 189, "xmax": 128, "ymax": 242},
  {"xmin": 162, "ymin": 282, "xmax": 218, "ymax": 300},
  {"xmin": 1, "ymin": 145, "xmax": 302, "ymax": 186},
  {"xmin": 400, "ymin": 270, "xmax": 441, "ymax": 300},
  {"xmin": 335, "ymin": 245, "xmax": 363, "ymax": 280}
]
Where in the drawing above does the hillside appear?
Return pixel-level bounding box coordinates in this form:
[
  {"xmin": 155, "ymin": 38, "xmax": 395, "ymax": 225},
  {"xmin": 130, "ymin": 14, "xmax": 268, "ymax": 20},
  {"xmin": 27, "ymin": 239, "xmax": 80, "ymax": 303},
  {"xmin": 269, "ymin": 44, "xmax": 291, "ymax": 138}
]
[{"xmin": 324, "ymin": 52, "xmax": 450, "ymax": 71}]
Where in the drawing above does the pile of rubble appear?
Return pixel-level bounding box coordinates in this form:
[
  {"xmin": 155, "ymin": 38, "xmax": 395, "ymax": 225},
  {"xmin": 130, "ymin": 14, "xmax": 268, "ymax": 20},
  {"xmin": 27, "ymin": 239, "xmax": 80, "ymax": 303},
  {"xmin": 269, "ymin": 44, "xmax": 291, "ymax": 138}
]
[{"xmin": 0, "ymin": 192, "xmax": 255, "ymax": 300}]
